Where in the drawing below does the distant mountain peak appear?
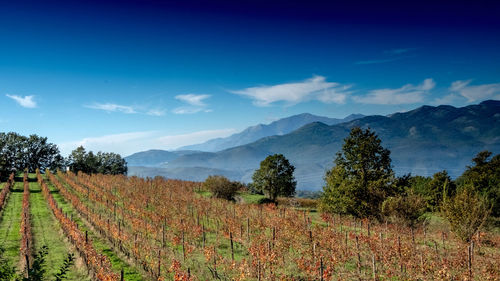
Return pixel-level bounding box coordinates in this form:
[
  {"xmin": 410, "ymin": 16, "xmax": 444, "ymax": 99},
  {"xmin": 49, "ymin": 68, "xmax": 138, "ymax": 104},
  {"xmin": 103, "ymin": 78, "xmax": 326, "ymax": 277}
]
[{"xmin": 178, "ymin": 112, "xmax": 364, "ymax": 152}]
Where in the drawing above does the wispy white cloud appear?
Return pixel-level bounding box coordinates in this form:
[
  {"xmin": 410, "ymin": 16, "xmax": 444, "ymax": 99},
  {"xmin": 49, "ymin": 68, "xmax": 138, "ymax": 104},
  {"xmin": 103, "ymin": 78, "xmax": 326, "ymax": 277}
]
[
  {"xmin": 6, "ymin": 94, "xmax": 37, "ymax": 108},
  {"xmin": 146, "ymin": 109, "xmax": 166, "ymax": 116},
  {"xmin": 173, "ymin": 94, "xmax": 211, "ymax": 114},
  {"xmin": 86, "ymin": 103, "xmax": 137, "ymax": 114},
  {"xmin": 175, "ymin": 94, "xmax": 210, "ymax": 106},
  {"xmin": 449, "ymin": 80, "xmax": 500, "ymax": 102},
  {"xmin": 58, "ymin": 128, "xmax": 237, "ymax": 156},
  {"xmin": 230, "ymin": 76, "xmax": 351, "ymax": 106},
  {"xmin": 155, "ymin": 129, "xmax": 237, "ymax": 147},
  {"xmin": 353, "ymin": 78, "xmax": 435, "ymax": 105},
  {"xmin": 431, "ymin": 94, "xmax": 463, "ymax": 106},
  {"xmin": 86, "ymin": 102, "xmax": 168, "ymax": 116},
  {"xmin": 384, "ymin": 48, "xmax": 417, "ymax": 55}
]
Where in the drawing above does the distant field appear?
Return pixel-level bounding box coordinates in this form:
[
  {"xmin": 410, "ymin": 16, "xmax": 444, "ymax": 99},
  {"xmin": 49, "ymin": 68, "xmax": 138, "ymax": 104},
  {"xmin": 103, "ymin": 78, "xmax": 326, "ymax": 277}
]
[{"xmin": 0, "ymin": 171, "xmax": 498, "ymax": 280}]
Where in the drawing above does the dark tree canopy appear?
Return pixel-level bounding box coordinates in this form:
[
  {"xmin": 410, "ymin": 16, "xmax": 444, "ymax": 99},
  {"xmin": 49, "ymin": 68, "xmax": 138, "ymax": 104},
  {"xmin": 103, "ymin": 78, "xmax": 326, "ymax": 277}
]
[
  {"xmin": 320, "ymin": 127, "xmax": 395, "ymax": 219},
  {"xmin": 252, "ymin": 154, "xmax": 296, "ymax": 201},
  {"xmin": 457, "ymin": 151, "xmax": 499, "ymax": 217},
  {"xmin": 0, "ymin": 132, "xmax": 64, "ymax": 177},
  {"xmin": 67, "ymin": 146, "xmax": 127, "ymax": 175}
]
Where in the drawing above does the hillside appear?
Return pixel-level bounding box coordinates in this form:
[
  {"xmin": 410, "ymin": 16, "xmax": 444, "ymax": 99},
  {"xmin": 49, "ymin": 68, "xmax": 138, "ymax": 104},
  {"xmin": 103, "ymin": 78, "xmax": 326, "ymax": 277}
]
[
  {"xmin": 128, "ymin": 100, "xmax": 500, "ymax": 190},
  {"xmin": 125, "ymin": 149, "xmax": 200, "ymax": 166},
  {"xmin": 178, "ymin": 113, "xmax": 364, "ymax": 152}
]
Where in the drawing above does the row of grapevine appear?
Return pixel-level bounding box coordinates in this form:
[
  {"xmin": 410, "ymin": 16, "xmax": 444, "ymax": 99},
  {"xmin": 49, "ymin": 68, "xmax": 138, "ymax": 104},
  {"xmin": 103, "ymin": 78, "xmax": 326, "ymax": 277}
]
[
  {"xmin": 49, "ymin": 170, "xmax": 167, "ymax": 279},
  {"xmin": 36, "ymin": 169, "xmax": 120, "ymax": 281},
  {"xmin": 48, "ymin": 170, "xmax": 500, "ymax": 280},
  {"xmin": 20, "ymin": 172, "xmax": 33, "ymax": 274},
  {"xmin": 0, "ymin": 173, "xmax": 15, "ymax": 212}
]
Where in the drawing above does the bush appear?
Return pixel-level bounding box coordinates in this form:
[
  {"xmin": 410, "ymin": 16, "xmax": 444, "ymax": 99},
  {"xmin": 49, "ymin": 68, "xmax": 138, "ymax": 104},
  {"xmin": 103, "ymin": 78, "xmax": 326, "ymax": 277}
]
[
  {"xmin": 441, "ymin": 187, "xmax": 491, "ymax": 243},
  {"xmin": 277, "ymin": 197, "xmax": 318, "ymax": 209},
  {"xmin": 203, "ymin": 175, "xmax": 242, "ymax": 201},
  {"xmin": 382, "ymin": 191, "xmax": 426, "ymax": 228}
]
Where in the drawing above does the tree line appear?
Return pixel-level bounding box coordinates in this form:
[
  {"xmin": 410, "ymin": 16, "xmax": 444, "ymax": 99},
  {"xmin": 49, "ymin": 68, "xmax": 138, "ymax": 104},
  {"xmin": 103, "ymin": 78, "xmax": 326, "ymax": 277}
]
[
  {"xmin": 0, "ymin": 132, "xmax": 127, "ymax": 179},
  {"xmin": 205, "ymin": 127, "xmax": 498, "ymax": 243}
]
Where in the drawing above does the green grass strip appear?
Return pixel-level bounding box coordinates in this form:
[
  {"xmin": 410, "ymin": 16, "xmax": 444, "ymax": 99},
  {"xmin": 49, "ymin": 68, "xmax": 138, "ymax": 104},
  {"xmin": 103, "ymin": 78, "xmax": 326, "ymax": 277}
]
[
  {"xmin": 45, "ymin": 178, "xmax": 146, "ymax": 281},
  {"xmin": 29, "ymin": 178, "xmax": 90, "ymax": 281},
  {"xmin": 0, "ymin": 182, "xmax": 23, "ymax": 270}
]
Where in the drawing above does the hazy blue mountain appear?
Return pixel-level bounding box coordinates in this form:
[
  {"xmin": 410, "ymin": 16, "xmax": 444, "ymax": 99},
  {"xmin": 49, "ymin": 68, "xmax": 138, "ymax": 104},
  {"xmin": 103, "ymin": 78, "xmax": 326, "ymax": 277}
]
[
  {"xmin": 124, "ymin": 149, "xmax": 199, "ymax": 167},
  {"xmin": 178, "ymin": 113, "xmax": 364, "ymax": 152},
  {"xmin": 127, "ymin": 101, "xmax": 500, "ymax": 190}
]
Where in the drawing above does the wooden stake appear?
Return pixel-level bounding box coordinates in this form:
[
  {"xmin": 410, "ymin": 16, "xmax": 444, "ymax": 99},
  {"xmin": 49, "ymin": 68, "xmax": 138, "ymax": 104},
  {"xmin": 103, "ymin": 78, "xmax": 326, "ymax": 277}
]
[
  {"xmin": 230, "ymin": 232, "xmax": 234, "ymax": 261},
  {"xmin": 320, "ymin": 256, "xmax": 324, "ymax": 281},
  {"xmin": 372, "ymin": 254, "xmax": 376, "ymax": 281}
]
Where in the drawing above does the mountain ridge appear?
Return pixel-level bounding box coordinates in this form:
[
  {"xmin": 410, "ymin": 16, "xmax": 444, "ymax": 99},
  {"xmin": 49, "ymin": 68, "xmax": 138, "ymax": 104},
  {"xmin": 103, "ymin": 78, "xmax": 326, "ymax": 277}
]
[
  {"xmin": 178, "ymin": 112, "xmax": 364, "ymax": 152},
  {"xmin": 127, "ymin": 100, "xmax": 500, "ymax": 190}
]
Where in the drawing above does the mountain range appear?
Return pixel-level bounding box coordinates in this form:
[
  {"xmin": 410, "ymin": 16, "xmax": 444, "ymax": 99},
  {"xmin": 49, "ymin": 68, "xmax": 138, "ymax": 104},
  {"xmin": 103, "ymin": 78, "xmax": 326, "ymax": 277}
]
[
  {"xmin": 126, "ymin": 100, "xmax": 500, "ymax": 190},
  {"xmin": 178, "ymin": 113, "xmax": 365, "ymax": 152}
]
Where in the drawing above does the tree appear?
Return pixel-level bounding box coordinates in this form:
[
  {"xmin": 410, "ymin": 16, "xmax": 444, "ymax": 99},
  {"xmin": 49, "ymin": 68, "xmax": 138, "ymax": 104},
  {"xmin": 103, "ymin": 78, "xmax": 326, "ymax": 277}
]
[
  {"xmin": 442, "ymin": 187, "xmax": 491, "ymax": 243},
  {"xmin": 67, "ymin": 146, "xmax": 127, "ymax": 175},
  {"xmin": 0, "ymin": 132, "xmax": 64, "ymax": 177},
  {"xmin": 252, "ymin": 154, "xmax": 296, "ymax": 201},
  {"xmin": 203, "ymin": 175, "xmax": 242, "ymax": 201},
  {"xmin": 420, "ymin": 171, "xmax": 457, "ymax": 211},
  {"xmin": 22, "ymin": 135, "xmax": 65, "ymax": 172},
  {"xmin": 67, "ymin": 146, "xmax": 91, "ymax": 173},
  {"xmin": 457, "ymin": 151, "xmax": 500, "ymax": 217},
  {"xmin": 320, "ymin": 127, "xmax": 394, "ymax": 219},
  {"xmin": 96, "ymin": 152, "xmax": 128, "ymax": 175}
]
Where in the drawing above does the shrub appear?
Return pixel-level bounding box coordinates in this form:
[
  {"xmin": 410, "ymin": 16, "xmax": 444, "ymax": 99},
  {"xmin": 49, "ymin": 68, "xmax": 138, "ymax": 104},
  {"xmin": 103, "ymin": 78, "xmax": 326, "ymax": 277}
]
[
  {"xmin": 203, "ymin": 175, "xmax": 242, "ymax": 201},
  {"xmin": 382, "ymin": 191, "xmax": 426, "ymax": 228},
  {"xmin": 441, "ymin": 187, "xmax": 491, "ymax": 243},
  {"xmin": 277, "ymin": 197, "xmax": 318, "ymax": 209}
]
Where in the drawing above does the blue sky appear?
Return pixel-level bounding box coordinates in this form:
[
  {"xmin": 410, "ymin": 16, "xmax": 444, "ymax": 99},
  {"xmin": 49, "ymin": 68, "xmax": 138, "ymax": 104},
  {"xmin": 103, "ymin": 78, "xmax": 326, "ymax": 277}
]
[{"xmin": 1, "ymin": 0, "xmax": 499, "ymax": 156}]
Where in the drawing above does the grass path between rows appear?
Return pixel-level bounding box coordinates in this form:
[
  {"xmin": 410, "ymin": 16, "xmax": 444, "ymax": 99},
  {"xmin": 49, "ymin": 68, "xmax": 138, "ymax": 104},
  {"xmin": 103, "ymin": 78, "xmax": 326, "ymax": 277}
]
[
  {"xmin": 45, "ymin": 177, "xmax": 146, "ymax": 281},
  {"xmin": 29, "ymin": 176, "xmax": 91, "ymax": 280},
  {"xmin": 0, "ymin": 181, "xmax": 23, "ymax": 271}
]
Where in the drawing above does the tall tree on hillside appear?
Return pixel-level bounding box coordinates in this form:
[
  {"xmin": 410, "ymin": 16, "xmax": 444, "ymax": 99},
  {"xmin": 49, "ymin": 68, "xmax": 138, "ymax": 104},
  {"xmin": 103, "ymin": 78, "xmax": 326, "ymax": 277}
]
[
  {"xmin": 420, "ymin": 170, "xmax": 456, "ymax": 211},
  {"xmin": 320, "ymin": 127, "xmax": 394, "ymax": 219},
  {"xmin": 0, "ymin": 132, "xmax": 64, "ymax": 176},
  {"xmin": 67, "ymin": 146, "xmax": 127, "ymax": 175},
  {"xmin": 22, "ymin": 134, "xmax": 65, "ymax": 172},
  {"xmin": 67, "ymin": 146, "xmax": 90, "ymax": 173},
  {"xmin": 457, "ymin": 151, "xmax": 499, "ymax": 217},
  {"xmin": 96, "ymin": 151, "xmax": 128, "ymax": 175},
  {"xmin": 252, "ymin": 154, "xmax": 296, "ymax": 201}
]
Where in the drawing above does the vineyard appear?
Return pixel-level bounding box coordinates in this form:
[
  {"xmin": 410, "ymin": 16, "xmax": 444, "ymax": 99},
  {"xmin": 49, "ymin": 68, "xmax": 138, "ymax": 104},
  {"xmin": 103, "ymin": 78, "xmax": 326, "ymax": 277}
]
[{"xmin": 0, "ymin": 170, "xmax": 499, "ymax": 280}]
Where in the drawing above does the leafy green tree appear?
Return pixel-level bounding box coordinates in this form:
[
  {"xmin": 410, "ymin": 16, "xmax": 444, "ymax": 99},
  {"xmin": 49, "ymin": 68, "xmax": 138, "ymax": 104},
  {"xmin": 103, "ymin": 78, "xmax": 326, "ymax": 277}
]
[
  {"xmin": 421, "ymin": 171, "xmax": 456, "ymax": 211},
  {"xmin": 252, "ymin": 154, "xmax": 296, "ymax": 201},
  {"xmin": 203, "ymin": 175, "xmax": 242, "ymax": 201},
  {"xmin": 67, "ymin": 146, "xmax": 91, "ymax": 173},
  {"xmin": 457, "ymin": 151, "xmax": 500, "ymax": 217},
  {"xmin": 96, "ymin": 152, "xmax": 128, "ymax": 175},
  {"xmin": 0, "ymin": 132, "xmax": 64, "ymax": 178},
  {"xmin": 320, "ymin": 127, "xmax": 394, "ymax": 219},
  {"xmin": 67, "ymin": 146, "xmax": 127, "ymax": 175},
  {"xmin": 442, "ymin": 187, "xmax": 491, "ymax": 243},
  {"xmin": 22, "ymin": 135, "xmax": 65, "ymax": 172}
]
